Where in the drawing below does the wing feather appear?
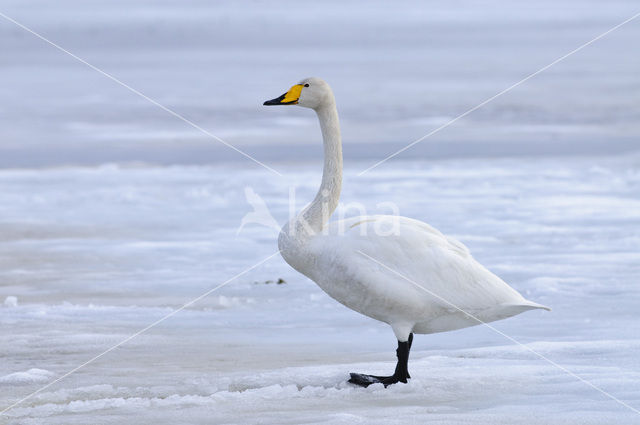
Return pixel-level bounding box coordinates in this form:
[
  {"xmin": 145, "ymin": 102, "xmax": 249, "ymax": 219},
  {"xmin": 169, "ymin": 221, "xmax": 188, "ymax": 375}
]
[{"xmin": 316, "ymin": 215, "xmax": 526, "ymax": 314}]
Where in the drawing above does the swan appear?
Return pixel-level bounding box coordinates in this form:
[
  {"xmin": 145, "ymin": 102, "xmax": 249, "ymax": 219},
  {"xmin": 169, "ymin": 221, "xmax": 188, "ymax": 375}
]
[{"xmin": 263, "ymin": 77, "xmax": 550, "ymax": 387}]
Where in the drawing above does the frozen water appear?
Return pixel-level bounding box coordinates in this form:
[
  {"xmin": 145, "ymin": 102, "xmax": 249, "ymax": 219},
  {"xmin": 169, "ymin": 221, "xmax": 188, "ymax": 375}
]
[
  {"xmin": 3, "ymin": 297, "xmax": 17, "ymax": 308},
  {"xmin": 1, "ymin": 156, "xmax": 639, "ymax": 424},
  {"xmin": 0, "ymin": 369, "xmax": 53, "ymax": 385},
  {"xmin": 0, "ymin": 0, "xmax": 639, "ymax": 167},
  {"xmin": 1, "ymin": 0, "xmax": 639, "ymax": 423}
]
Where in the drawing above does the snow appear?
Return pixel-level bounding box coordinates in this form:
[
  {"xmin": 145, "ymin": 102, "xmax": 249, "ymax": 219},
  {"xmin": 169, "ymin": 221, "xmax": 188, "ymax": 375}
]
[
  {"xmin": 1, "ymin": 157, "xmax": 639, "ymax": 424},
  {"xmin": 4, "ymin": 297, "xmax": 18, "ymax": 308},
  {"xmin": 1, "ymin": 0, "xmax": 639, "ymax": 423},
  {"xmin": 0, "ymin": 369, "xmax": 53, "ymax": 385}
]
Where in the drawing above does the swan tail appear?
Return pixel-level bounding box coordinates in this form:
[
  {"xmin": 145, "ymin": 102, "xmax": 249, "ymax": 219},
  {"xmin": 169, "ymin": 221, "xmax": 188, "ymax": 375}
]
[
  {"xmin": 479, "ymin": 300, "xmax": 550, "ymax": 323},
  {"xmin": 505, "ymin": 299, "xmax": 551, "ymax": 312}
]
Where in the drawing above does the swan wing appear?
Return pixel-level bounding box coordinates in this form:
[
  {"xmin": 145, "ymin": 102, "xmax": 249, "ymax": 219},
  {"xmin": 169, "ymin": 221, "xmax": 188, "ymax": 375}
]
[{"xmin": 307, "ymin": 216, "xmax": 543, "ymax": 329}]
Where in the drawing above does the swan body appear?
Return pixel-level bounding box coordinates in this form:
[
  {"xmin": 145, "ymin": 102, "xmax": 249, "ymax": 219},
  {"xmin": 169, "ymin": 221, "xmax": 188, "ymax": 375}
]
[
  {"xmin": 282, "ymin": 214, "xmax": 548, "ymax": 340},
  {"xmin": 264, "ymin": 77, "xmax": 548, "ymax": 386}
]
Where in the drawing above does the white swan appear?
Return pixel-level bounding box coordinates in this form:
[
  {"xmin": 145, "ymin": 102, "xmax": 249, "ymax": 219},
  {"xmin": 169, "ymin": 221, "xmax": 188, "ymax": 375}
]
[{"xmin": 264, "ymin": 77, "xmax": 549, "ymax": 387}]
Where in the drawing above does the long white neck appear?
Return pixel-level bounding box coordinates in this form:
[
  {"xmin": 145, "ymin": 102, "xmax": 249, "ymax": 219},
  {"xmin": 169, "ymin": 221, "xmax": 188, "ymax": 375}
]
[{"xmin": 288, "ymin": 100, "xmax": 343, "ymax": 240}]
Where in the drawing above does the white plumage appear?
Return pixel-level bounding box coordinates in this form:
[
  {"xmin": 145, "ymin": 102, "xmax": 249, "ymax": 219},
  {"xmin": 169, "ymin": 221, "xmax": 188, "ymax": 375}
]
[
  {"xmin": 307, "ymin": 215, "xmax": 549, "ymax": 340},
  {"xmin": 265, "ymin": 77, "xmax": 549, "ymax": 386}
]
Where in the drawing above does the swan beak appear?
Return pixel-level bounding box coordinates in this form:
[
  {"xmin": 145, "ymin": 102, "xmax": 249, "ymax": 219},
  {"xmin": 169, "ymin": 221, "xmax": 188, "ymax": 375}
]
[{"xmin": 263, "ymin": 84, "xmax": 303, "ymax": 105}]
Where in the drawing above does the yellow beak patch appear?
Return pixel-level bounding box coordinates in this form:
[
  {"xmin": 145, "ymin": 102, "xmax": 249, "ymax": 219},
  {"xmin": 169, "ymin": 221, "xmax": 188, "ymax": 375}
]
[
  {"xmin": 282, "ymin": 84, "xmax": 303, "ymax": 104},
  {"xmin": 263, "ymin": 84, "xmax": 304, "ymax": 106}
]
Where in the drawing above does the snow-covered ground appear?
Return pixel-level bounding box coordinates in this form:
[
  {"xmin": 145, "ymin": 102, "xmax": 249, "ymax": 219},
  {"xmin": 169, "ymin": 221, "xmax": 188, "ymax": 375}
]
[
  {"xmin": 1, "ymin": 156, "xmax": 639, "ymax": 424},
  {"xmin": 1, "ymin": 0, "xmax": 639, "ymax": 423}
]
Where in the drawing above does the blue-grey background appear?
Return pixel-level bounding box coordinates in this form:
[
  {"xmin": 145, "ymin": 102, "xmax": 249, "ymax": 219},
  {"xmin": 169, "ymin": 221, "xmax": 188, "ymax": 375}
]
[
  {"xmin": 1, "ymin": 0, "xmax": 638, "ymax": 167},
  {"xmin": 1, "ymin": 1, "xmax": 639, "ymax": 424}
]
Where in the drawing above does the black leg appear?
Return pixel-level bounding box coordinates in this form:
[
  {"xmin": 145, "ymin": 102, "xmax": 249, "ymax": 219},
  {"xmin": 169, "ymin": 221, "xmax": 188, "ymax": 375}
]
[
  {"xmin": 349, "ymin": 333, "xmax": 414, "ymax": 388},
  {"xmin": 406, "ymin": 333, "xmax": 413, "ymax": 379}
]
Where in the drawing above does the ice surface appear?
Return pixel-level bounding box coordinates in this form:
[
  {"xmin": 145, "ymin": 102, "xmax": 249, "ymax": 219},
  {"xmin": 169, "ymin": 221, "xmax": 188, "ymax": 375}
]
[
  {"xmin": 1, "ymin": 156, "xmax": 639, "ymax": 424},
  {"xmin": 1, "ymin": 0, "xmax": 639, "ymax": 423},
  {"xmin": 3, "ymin": 297, "xmax": 17, "ymax": 308},
  {"xmin": 0, "ymin": 0, "xmax": 639, "ymax": 167},
  {"xmin": 0, "ymin": 369, "xmax": 53, "ymax": 385}
]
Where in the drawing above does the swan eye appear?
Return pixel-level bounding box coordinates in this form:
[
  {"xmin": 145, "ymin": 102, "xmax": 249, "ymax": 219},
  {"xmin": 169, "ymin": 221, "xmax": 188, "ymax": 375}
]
[{"xmin": 304, "ymin": 83, "xmax": 309, "ymax": 87}]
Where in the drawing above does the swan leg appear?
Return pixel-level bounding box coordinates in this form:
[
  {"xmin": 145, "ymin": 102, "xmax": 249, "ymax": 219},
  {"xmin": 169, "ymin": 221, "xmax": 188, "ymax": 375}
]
[
  {"xmin": 406, "ymin": 332, "xmax": 413, "ymax": 379},
  {"xmin": 348, "ymin": 333, "xmax": 413, "ymax": 388}
]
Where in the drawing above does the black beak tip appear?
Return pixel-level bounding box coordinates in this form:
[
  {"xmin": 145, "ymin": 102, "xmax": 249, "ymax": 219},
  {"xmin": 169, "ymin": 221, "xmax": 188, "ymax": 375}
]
[{"xmin": 263, "ymin": 93, "xmax": 286, "ymax": 106}]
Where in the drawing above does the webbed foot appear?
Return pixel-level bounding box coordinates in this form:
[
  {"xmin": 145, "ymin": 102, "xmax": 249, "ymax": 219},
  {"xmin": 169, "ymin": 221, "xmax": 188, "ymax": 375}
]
[
  {"xmin": 348, "ymin": 333, "xmax": 413, "ymax": 388},
  {"xmin": 348, "ymin": 372, "xmax": 406, "ymax": 388}
]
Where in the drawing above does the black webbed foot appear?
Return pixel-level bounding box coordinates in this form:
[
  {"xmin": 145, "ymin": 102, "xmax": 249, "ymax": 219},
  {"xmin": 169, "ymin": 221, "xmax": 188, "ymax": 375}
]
[
  {"xmin": 348, "ymin": 372, "xmax": 406, "ymax": 388},
  {"xmin": 348, "ymin": 333, "xmax": 413, "ymax": 388}
]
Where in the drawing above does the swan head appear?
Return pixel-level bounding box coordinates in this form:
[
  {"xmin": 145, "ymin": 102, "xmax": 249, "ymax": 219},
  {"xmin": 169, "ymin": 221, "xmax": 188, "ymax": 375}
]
[{"xmin": 263, "ymin": 77, "xmax": 333, "ymax": 110}]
